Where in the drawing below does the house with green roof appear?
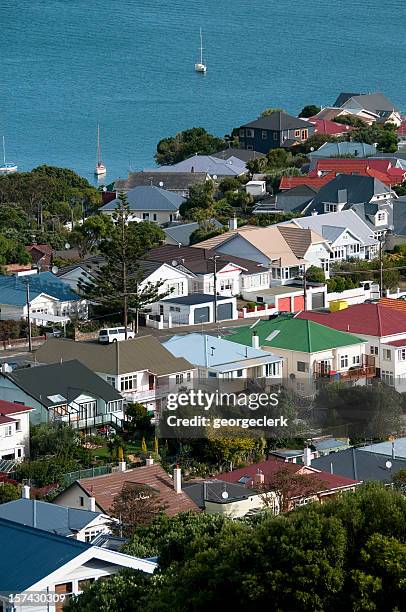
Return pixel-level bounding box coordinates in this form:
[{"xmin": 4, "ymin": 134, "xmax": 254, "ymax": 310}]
[{"xmin": 227, "ymin": 316, "xmax": 371, "ymax": 393}]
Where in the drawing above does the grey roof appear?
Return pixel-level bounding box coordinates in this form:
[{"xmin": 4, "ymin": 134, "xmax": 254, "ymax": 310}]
[
  {"xmin": 183, "ymin": 479, "xmax": 258, "ymax": 508},
  {"xmin": 333, "ymin": 92, "xmax": 362, "ymax": 107},
  {"xmin": 0, "ymin": 499, "xmax": 103, "ymax": 536},
  {"xmin": 34, "ymin": 336, "xmax": 193, "ymax": 377},
  {"xmin": 213, "ymin": 148, "xmax": 266, "ymax": 162},
  {"xmin": 335, "ymin": 92, "xmax": 399, "ymax": 114},
  {"xmin": 311, "ymin": 448, "xmax": 406, "ymax": 483},
  {"xmin": 91, "ymin": 533, "xmax": 128, "ymax": 551},
  {"xmin": 307, "ymin": 174, "xmax": 390, "ymax": 212},
  {"xmin": 101, "ymin": 185, "xmax": 184, "ymax": 212},
  {"xmin": 114, "ymin": 172, "xmax": 208, "ymax": 191},
  {"xmin": 164, "ymin": 219, "xmax": 223, "ymax": 246},
  {"xmin": 242, "ymin": 111, "xmax": 312, "ymax": 131},
  {"xmin": 269, "ymin": 449, "xmax": 304, "ymax": 459},
  {"xmin": 163, "ymin": 293, "xmax": 232, "ymax": 306},
  {"xmin": 253, "ymin": 185, "xmax": 318, "ymax": 214},
  {"xmin": 144, "ymin": 155, "xmax": 247, "ymax": 177},
  {"xmin": 358, "ymin": 437, "xmax": 406, "ymax": 459},
  {"xmin": 392, "ymin": 196, "xmax": 406, "ymax": 236},
  {"xmin": 8, "ymin": 359, "xmax": 122, "ymax": 407},
  {"xmin": 286, "ymin": 209, "xmax": 378, "ymax": 247},
  {"xmin": 309, "ymin": 141, "xmax": 377, "ymax": 159},
  {"xmin": 313, "ymin": 438, "xmax": 350, "ymax": 451}
]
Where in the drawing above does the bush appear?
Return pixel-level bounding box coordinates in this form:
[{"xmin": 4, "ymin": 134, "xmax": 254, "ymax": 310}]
[
  {"xmin": 305, "ymin": 266, "xmax": 325, "ymax": 283},
  {"xmin": 0, "ymin": 482, "xmax": 22, "ymax": 504}
]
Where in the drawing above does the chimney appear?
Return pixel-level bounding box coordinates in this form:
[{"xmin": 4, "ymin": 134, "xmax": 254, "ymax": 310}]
[
  {"xmin": 145, "ymin": 456, "xmax": 154, "ymax": 466},
  {"xmin": 252, "ymin": 331, "xmax": 259, "ymax": 349},
  {"xmin": 311, "ymin": 210, "xmax": 318, "ymax": 216},
  {"xmin": 303, "ymin": 446, "xmax": 312, "ymax": 467},
  {"xmin": 228, "ymin": 215, "xmax": 238, "ymax": 231},
  {"xmin": 118, "ymin": 460, "xmax": 127, "ymax": 472},
  {"xmin": 173, "ymin": 465, "xmax": 182, "ymax": 494},
  {"xmin": 88, "ymin": 495, "xmax": 96, "ymax": 512},
  {"xmin": 254, "ymin": 469, "xmax": 264, "ymax": 485},
  {"xmin": 22, "ymin": 484, "xmax": 30, "ymax": 499}
]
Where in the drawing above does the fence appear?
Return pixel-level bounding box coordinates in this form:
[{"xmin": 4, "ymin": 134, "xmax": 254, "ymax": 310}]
[
  {"xmin": 238, "ymin": 304, "xmax": 278, "ymax": 319},
  {"xmin": 62, "ymin": 464, "xmax": 113, "ymax": 486},
  {"xmin": 0, "ymin": 335, "xmax": 46, "ymax": 351}
]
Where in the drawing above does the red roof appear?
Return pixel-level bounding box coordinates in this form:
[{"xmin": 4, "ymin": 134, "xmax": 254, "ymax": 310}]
[
  {"xmin": 398, "ymin": 120, "xmax": 406, "ymax": 136},
  {"xmin": 0, "ymin": 399, "xmax": 34, "ymax": 416},
  {"xmin": 307, "ymin": 117, "xmax": 355, "ymax": 136},
  {"xmin": 298, "ymin": 303, "xmax": 406, "ymax": 337},
  {"xmin": 217, "ymin": 457, "xmax": 359, "ymax": 494},
  {"xmin": 0, "ymin": 415, "xmax": 15, "ymax": 425},
  {"xmin": 385, "ymin": 339, "xmax": 406, "ymax": 347},
  {"xmin": 309, "ymin": 159, "xmax": 406, "ymax": 186},
  {"xmin": 279, "ymin": 173, "xmax": 335, "ymax": 190}
]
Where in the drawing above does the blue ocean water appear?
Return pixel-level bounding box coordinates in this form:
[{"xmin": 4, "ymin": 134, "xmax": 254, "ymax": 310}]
[{"xmin": 0, "ymin": 0, "xmax": 405, "ymax": 184}]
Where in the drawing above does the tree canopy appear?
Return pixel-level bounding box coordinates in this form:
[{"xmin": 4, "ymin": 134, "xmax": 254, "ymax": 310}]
[{"xmin": 155, "ymin": 128, "xmax": 226, "ymax": 165}]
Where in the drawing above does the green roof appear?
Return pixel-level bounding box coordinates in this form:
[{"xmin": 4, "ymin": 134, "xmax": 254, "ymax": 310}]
[{"xmin": 227, "ymin": 317, "xmax": 365, "ymax": 353}]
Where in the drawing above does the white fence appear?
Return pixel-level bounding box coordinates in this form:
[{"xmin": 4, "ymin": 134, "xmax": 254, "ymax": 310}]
[{"xmin": 327, "ymin": 284, "xmax": 380, "ymax": 306}]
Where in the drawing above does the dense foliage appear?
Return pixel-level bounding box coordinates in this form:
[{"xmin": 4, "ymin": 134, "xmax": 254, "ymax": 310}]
[{"xmin": 155, "ymin": 128, "xmax": 226, "ymax": 165}]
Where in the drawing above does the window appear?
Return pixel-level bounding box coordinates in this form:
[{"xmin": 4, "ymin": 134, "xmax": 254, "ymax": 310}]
[
  {"xmin": 381, "ymin": 370, "xmax": 394, "ymax": 386},
  {"xmin": 120, "ymin": 374, "xmax": 137, "ymax": 391},
  {"xmin": 377, "ymin": 212, "xmax": 386, "ymax": 221},
  {"xmin": 239, "ymin": 129, "xmax": 245, "ymax": 138},
  {"xmin": 186, "ymin": 372, "xmax": 192, "ymax": 381},
  {"xmin": 176, "ymin": 374, "xmax": 184, "ymax": 384},
  {"xmin": 325, "ymin": 203, "xmax": 337, "ymax": 213},
  {"xmin": 236, "ymin": 369, "xmax": 243, "ymax": 377},
  {"xmin": 296, "ymin": 381, "xmax": 305, "ymax": 392},
  {"xmin": 79, "ymin": 496, "xmax": 84, "ymax": 507},
  {"xmin": 397, "ymin": 349, "xmax": 406, "ymax": 361},
  {"xmin": 245, "ymin": 128, "xmax": 254, "ymax": 138},
  {"xmin": 370, "ymin": 346, "xmax": 379, "ymax": 355},
  {"xmin": 4, "ymin": 425, "xmax": 13, "ymax": 437},
  {"xmin": 107, "ymin": 400, "xmax": 122, "ymax": 413},
  {"xmin": 17, "ymin": 448, "xmax": 22, "ymax": 458},
  {"xmin": 15, "ymin": 420, "xmax": 21, "ymax": 431},
  {"xmin": 106, "ymin": 376, "xmax": 116, "ymax": 388},
  {"xmin": 295, "ymin": 129, "xmax": 300, "ymax": 137},
  {"xmin": 301, "ymin": 129, "xmax": 308, "ymax": 140},
  {"xmin": 266, "ymin": 362, "xmax": 280, "ymax": 377},
  {"xmin": 273, "ymin": 132, "xmax": 279, "ymax": 141},
  {"xmin": 153, "ymin": 213, "xmax": 157, "ymax": 221},
  {"xmin": 79, "ymin": 401, "xmax": 96, "ymax": 420},
  {"xmin": 340, "ymin": 355, "xmax": 349, "ymax": 369},
  {"xmin": 261, "ymin": 130, "xmax": 268, "ymax": 140},
  {"xmin": 246, "ymin": 144, "xmax": 254, "ymax": 150},
  {"xmin": 297, "ymin": 361, "xmax": 309, "ymax": 373},
  {"xmin": 352, "ymin": 355, "xmax": 361, "ymax": 365},
  {"xmin": 142, "ymin": 212, "xmax": 150, "ymax": 220},
  {"xmin": 383, "ymin": 348, "xmax": 391, "ymax": 361}
]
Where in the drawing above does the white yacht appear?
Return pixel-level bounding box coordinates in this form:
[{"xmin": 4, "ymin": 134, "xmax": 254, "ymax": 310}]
[
  {"xmin": 195, "ymin": 28, "xmax": 207, "ymax": 73},
  {"xmin": 95, "ymin": 124, "xmax": 106, "ymax": 176},
  {"xmin": 0, "ymin": 136, "xmax": 17, "ymax": 173}
]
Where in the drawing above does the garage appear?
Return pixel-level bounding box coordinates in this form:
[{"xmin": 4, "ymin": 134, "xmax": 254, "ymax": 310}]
[
  {"xmin": 311, "ymin": 292, "xmax": 325, "ymax": 310},
  {"xmin": 278, "ymin": 297, "xmax": 291, "ymax": 312},
  {"xmin": 293, "ymin": 295, "xmax": 304, "ymax": 312},
  {"xmin": 217, "ymin": 302, "xmax": 233, "ymax": 321},
  {"xmin": 194, "ymin": 306, "xmax": 210, "ymax": 324}
]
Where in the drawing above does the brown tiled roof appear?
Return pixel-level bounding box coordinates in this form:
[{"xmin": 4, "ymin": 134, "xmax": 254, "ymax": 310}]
[
  {"xmin": 278, "ymin": 225, "xmax": 313, "ymax": 258},
  {"xmin": 34, "ymin": 336, "xmax": 194, "ymax": 377},
  {"xmin": 78, "ymin": 464, "xmax": 200, "ymax": 515}
]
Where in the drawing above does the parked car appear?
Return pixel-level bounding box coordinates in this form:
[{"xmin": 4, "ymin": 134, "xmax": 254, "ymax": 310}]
[{"xmin": 98, "ymin": 327, "xmax": 135, "ymax": 344}]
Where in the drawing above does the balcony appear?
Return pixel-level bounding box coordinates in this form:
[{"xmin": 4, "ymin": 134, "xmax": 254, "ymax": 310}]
[
  {"xmin": 122, "ymin": 383, "xmax": 170, "ymax": 403},
  {"xmin": 314, "ymin": 355, "xmax": 376, "ymax": 381}
]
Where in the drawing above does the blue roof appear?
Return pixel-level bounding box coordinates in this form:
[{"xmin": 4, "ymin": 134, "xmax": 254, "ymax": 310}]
[
  {"xmin": 163, "ymin": 332, "xmax": 280, "ymax": 368},
  {"xmin": 0, "ymin": 272, "xmax": 80, "ymax": 306},
  {"xmin": 358, "ymin": 437, "xmax": 406, "ymax": 459},
  {"xmin": 0, "ymin": 517, "xmax": 91, "ymax": 592},
  {"xmin": 310, "ymin": 141, "xmax": 377, "ymax": 158},
  {"xmin": 0, "ymin": 499, "xmax": 102, "ymax": 537},
  {"xmin": 101, "ymin": 185, "xmax": 184, "ymax": 212}
]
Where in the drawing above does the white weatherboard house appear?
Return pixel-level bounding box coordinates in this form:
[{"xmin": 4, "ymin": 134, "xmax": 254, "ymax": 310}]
[
  {"xmin": 151, "ymin": 294, "xmax": 238, "ymax": 326},
  {"xmin": 0, "ymin": 399, "xmax": 33, "ymax": 465},
  {"xmin": 100, "ymin": 185, "xmax": 184, "ymax": 225},
  {"xmin": 163, "ymin": 333, "xmax": 282, "ymax": 379},
  {"xmin": 0, "ymin": 518, "xmax": 156, "ymax": 612},
  {"xmin": 33, "ymin": 336, "xmax": 195, "ymax": 413},
  {"xmin": 281, "ymin": 210, "xmax": 379, "ymax": 262}
]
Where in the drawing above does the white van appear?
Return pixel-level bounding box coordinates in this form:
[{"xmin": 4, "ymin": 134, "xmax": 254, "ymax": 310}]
[{"xmin": 98, "ymin": 327, "xmax": 135, "ymax": 344}]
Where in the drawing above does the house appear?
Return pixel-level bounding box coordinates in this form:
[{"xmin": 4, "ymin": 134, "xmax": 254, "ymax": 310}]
[
  {"xmin": 113, "ymin": 171, "xmax": 209, "ymax": 198},
  {"xmin": 310, "ymin": 447, "xmax": 406, "ymax": 484},
  {"xmin": 212, "ymin": 147, "xmax": 266, "ymax": 162},
  {"xmin": 25, "ymin": 243, "xmax": 53, "ymax": 271},
  {"xmin": 308, "ymin": 158, "xmax": 406, "ymax": 186},
  {"xmin": 313, "ymin": 106, "xmax": 369, "ymax": 124},
  {"xmin": 53, "ymin": 461, "xmax": 199, "ymax": 516},
  {"xmin": 386, "ymin": 195, "xmax": 406, "ymax": 249},
  {"xmin": 397, "ymin": 119, "xmax": 406, "ymax": 147},
  {"xmin": 0, "ymin": 360, "xmax": 125, "ymax": 431},
  {"xmin": 163, "ymin": 219, "xmax": 224, "ymax": 246},
  {"xmin": 357, "ymin": 436, "xmax": 406, "ymax": 460},
  {"xmin": 308, "ymin": 141, "xmax": 377, "ymax": 159},
  {"xmin": 279, "ymin": 174, "xmax": 336, "ymax": 191},
  {"xmin": 298, "ymin": 302, "xmax": 406, "ymax": 390},
  {"xmin": 333, "ymin": 92, "xmax": 401, "ymax": 126},
  {"xmin": 100, "ymin": 185, "xmax": 184, "ymax": 224},
  {"xmin": 238, "ymin": 111, "xmax": 314, "ymax": 154},
  {"xmin": 306, "ymin": 117, "xmax": 355, "ymax": 137},
  {"xmin": 0, "ymin": 399, "xmax": 33, "ymax": 465},
  {"xmin": 183, "ymin": 480, "xmax": 263, "ymax": 517},
  {"xmin": 145, "ymin": 244, "xmax": 272, "ymax": 296},
  {"xmin": 252, "ymin": 185, "xmax": 318, "ymax": 215},
  {"xmin": 217, "ymin": 457, "xmax": 360, "ymax": 511},
  {"xmin": 269, "ymin": 438, "xmax": 351, "ymax": 463},
  {"xmin": 144, "ymin": 154, "xmax": 248, "ymax": 177},
  {"xmin": 193, "ymin": 223, "xmax": 332, "ymax": 283},
  {"xmin": 301, "ymin": 174, "xmax": 394, "ymax": 239},
  {"xmin": 150, "ymin": 293, "xmax": 237, "ymax": 326},
  {"xmin": 0, "ymin": 497, "xmax": 112, "ymax": 542},
  {"xmin": 0, "ymin": 518, "xmax": 156, "ymax": 611},
  {"xmin": 162, "ymin": 333, "xmax": 282, "ymax": 379},
  {"xmin": 33, "ymin": 336, "xmax": 195, "ymax": 412},
  {"xmin": 227, "ymin": 316, "xmax": 372, "ymax": 394},
  {"xmin": 280, "ymin": 209, "xmax": 379, "ymax": 262},
  {"xmin": 0, "ymin": 271, "xmax": 87, "ymax": 325}
]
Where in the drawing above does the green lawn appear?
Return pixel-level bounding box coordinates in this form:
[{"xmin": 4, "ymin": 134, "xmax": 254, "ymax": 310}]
[{"xmin": 89, "ymin": 439, "xmax": 151, "ymax": 463}]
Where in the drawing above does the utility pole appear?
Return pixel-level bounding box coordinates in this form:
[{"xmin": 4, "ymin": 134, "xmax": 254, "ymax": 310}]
[
  {"xmin": 379, "ymin": 234, "xmax": 384, "ymax": 298},
  {"xmin": 303, "ymin": 271, "xmax": 307, "ymax": 312},
  {"xmin": 210, "ymin": 255, "xmax": 220, "ymax": 323},
  {"xmin": 25, "ymin": 279, "xmax": 32, "ymax": 352},
  {"xmin": 120, "ymin": 202, "xmax": 128, "ymax": 339}
]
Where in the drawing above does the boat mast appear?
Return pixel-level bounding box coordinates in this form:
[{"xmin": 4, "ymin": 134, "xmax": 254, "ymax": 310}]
[
  {"xmin": 2, "ymin": 136, "xmax": 5, "ymax": 165},
  {"xmin": 97, "ymin": 125, "xmax": 101, "ymax": 165},
  {"xmin": 200, "ymin": 28, "xmax": 204, "ymax": 65}
]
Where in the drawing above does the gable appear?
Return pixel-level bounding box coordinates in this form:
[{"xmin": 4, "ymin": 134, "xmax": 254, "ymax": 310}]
[{"xmin": 215, "ymin": 235, "xmax": 269, "ymax": 265}]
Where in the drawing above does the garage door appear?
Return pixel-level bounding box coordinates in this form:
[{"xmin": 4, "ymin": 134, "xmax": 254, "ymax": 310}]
[
  {"xmin": 194, "ymin": 306, "xmax": 210, "ymax": 324},
  {"xmin": 217, "ymin": 302, "xmax": 233, "ymax": 321},
  {"xmin": 311, "ymin": 292, "xmax": 325, "ymax": 310},
  {"xmin": 293, "ymin": 295, "xmax": 304, "ymax": 312},
  {"xmin": 278, "ymin": 297, "xmax": 291, "ymax": 312}
]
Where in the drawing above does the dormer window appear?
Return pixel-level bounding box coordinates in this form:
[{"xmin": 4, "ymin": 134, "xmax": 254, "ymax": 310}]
[{"xmin": 324, "ymin": 203, "xmax": 337, "ymax": 213}]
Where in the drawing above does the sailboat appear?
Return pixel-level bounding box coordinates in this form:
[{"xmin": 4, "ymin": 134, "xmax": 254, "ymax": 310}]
[
  {"xmin": 195, "ymin": 28, "xmax": 207, "ymax": 73},
  {"xmin": 94, "ymin": 124, "xmax": 106, "ymax": 177},
  {"xmin": 0, "ymin": 136, "xmax": 18, "ymax": 173}
]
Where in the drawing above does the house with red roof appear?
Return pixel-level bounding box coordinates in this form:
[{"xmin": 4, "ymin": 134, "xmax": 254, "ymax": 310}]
[
  {"xmin": 298, "ymin": 303, "xmax": 406, "ymax": 389},
  {"xmin": 309, "ymin": 158, "xmax": 406, "ymax": 186},
  {"xmin": 307, "ymin": 117, "xmax": 355, "ymax": 136},
  {"xmin": 0, "ymin": 399, "xmax": 34, "ymax": 468},
  {"xmin": 398, "ymin": 119, "xmax": 406, "ymax": 147},
  {"xmin": 25, "ymin": 244, "xmax": 53, "ymax": 271},
  {"xmin": 217, "ymin": 456, "xmax": 360, "ymax": 512}
]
